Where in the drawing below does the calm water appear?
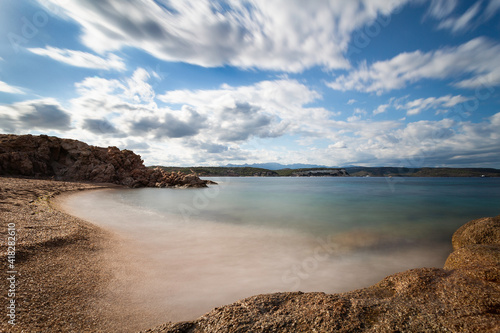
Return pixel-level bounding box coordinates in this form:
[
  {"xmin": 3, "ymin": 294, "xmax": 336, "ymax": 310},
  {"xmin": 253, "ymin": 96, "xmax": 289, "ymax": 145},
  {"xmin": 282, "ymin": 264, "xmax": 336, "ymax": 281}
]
[
  {"xmin": 62, "ymin": 177, "xmax": 500, "ymax": 325},
  {"xmin": 110, "ymin": 176, "xmax": 500, "ymax": 241}
]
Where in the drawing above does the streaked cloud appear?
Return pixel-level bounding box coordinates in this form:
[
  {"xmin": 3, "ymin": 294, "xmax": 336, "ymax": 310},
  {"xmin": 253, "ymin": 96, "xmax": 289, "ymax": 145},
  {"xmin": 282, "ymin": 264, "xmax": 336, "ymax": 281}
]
[
  {"xmin": 35, "ymin": 0, "xmax": 409, "ymax": 72},
  {"xmin": 327, "ymin": 37, "xmax": 500, "ymax": 94},
  {"xmin": 426, "ymin": 0, "xmax": 458, "ymax": 19},
  {"xmin": 28, "ymin": 46, "xmax": 126, "ymax": 71},
  {"xmin": 0, "ymin": 81, "xmax": 25, "ymax": 94},
  {"xmin": 398, "ymin": 95, "xmax": 471, "ymax": 116},
  {"xmin": 436, "ymin": 1, "xmax": 482, "ymax": 33}
]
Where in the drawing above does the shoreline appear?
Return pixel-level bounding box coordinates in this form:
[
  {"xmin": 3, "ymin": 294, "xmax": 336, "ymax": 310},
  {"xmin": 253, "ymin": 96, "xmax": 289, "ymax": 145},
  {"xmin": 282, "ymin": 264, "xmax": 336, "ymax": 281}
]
[{"xmin": 1, "ymin": 176, "xmax": 499, "ymax": 332}]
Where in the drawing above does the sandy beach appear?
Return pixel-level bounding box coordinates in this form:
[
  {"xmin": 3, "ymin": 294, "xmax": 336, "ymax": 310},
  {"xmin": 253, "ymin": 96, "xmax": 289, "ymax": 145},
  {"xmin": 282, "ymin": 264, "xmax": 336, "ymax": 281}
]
[
  {"xmin": 0, "ymin": 177, "xmax": 123, "ymax": 332},
  {"xmin": 0, "ymin": 176, "xmax": 221, "ymax": 332}
]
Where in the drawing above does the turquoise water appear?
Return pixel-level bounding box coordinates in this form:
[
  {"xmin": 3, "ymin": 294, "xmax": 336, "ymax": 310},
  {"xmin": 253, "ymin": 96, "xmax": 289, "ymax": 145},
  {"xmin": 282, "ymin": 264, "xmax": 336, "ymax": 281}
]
[{"xmin": 110, "ymin": 177, "xmax": 500, "ymax": 243}]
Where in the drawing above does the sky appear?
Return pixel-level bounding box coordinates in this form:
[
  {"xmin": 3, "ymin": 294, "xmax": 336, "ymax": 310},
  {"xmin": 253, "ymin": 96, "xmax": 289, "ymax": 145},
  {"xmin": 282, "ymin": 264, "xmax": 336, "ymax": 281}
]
[{"xmin": 0, "ymin": 0, "xmax": 499, "ymax": 168}]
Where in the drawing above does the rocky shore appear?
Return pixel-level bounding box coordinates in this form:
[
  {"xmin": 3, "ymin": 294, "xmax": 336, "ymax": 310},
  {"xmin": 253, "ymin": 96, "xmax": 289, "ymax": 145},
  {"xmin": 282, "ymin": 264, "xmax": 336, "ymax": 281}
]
[{"xmin": 0, "ymin": 134, "xmax": 213, "ymax": 188}]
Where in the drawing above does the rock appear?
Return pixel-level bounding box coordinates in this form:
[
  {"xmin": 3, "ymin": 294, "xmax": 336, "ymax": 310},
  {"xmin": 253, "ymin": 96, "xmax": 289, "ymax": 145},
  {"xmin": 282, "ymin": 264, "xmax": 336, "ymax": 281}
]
[
  {"xmin": 143, "ymin": 215, "xmax": 500, "ymax": 333},
  {"xmin": 451, "ymin": 215, "xmax": 500, "ymax": 250},
  {"xmin": 444, "ymin": 244, "xmax": 500, "ymax": 282},
  {"xmin": 0, "ymin": 134, "xmax": 214, "ymax": 188},
  {"xmin": 445, "ymin": 215, "xmax": 500, "ymax": 283}
]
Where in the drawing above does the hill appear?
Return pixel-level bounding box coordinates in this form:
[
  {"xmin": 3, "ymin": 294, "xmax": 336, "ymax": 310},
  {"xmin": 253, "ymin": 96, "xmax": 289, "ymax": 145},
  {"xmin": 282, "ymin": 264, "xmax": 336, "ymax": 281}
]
[
  {"xmin": 151, "ymin": 165, "xmax": 500, "ymax": 177},
  {"xmin": 225, "ymin": 163, "xmax": 328, "ymax": 170},
  {"xmin": 345, "ymin": 167, "xmax": 500, "ymax": 177},
  {"xmin": 152, "ymin": 166, "xmax": 350, "ymax": 177}
]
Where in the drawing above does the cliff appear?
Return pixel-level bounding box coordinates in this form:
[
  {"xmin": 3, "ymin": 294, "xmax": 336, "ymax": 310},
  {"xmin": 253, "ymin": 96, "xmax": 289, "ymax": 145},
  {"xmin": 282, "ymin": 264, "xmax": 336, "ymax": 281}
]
[
  {"xmin": 0, "ymin": 134, "xmax": 213, "ymax": 188},
  {"xmin": 144, "ymin": 215, "xmax": 500, "ymax": 332}
]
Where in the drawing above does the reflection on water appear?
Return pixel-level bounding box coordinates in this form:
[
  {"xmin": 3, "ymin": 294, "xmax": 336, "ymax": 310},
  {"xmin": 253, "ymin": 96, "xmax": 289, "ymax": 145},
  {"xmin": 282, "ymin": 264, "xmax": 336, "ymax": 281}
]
[{"xmin": 60, "ymin": 177, "xmax": 500, "ymax": 329}]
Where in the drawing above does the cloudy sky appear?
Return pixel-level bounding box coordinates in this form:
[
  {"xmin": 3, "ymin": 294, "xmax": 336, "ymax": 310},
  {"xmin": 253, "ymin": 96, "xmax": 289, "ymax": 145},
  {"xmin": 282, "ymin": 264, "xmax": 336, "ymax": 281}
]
[{"xmin": 1, "ymin": 0, "xmax": 499, "ymax": 167}]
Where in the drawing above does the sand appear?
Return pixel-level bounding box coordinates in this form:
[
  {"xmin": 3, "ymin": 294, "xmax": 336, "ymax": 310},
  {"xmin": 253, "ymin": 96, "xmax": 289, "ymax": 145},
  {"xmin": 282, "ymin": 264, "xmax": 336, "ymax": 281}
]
[{"xmin": 0, "ymin": 177, "xmax": 122, "ymax": 332}]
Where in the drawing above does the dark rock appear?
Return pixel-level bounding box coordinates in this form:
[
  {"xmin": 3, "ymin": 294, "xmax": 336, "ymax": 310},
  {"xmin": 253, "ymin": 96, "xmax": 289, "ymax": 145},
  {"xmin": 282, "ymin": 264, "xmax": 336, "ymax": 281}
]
[{"xmin": 0, "ymin": 134, "xmax": 214, "ymax": 188}]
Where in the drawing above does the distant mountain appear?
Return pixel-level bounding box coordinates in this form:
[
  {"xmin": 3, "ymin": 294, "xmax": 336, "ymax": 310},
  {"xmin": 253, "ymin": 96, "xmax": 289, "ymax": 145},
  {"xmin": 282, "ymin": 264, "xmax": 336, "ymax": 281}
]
[{"xmin": 225, "ymin": 163, "xmax": 329, "ymax": 170}]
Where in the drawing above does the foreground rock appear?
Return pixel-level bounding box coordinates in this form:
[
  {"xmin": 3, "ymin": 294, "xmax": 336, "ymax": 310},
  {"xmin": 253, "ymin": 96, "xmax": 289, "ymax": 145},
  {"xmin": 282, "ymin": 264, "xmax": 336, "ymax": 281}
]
[
  {"xmin": 0, "ymin": 134, "xmax": 213, "ymax": 188},
  {"xmin": 144, "ymin": 215, "xmax": 500, "ymax": 333}
]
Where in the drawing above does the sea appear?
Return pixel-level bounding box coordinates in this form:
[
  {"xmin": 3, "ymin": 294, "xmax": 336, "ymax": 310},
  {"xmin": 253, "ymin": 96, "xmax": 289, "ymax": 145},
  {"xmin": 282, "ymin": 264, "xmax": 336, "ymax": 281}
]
[{"xmin": 62, "ymin": 177, "xmax": 500, "ymax": 322}]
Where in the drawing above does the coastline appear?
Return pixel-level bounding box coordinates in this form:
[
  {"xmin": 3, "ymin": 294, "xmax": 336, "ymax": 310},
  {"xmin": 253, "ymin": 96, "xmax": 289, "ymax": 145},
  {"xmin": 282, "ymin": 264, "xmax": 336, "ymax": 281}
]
[{"xmin": 1, "ymin": 176, "xmax": 499, "ymax": 332}]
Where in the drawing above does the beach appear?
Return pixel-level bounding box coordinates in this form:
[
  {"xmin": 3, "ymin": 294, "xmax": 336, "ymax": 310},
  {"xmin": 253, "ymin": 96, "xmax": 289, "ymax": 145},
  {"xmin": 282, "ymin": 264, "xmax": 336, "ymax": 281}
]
[
  {"xmin": 0, "ymin": 177, "xmax": 119, "ymax": 332},
  {"xmin": 1, "ymin": 176, "xmax": 499, "ymax": 332}
]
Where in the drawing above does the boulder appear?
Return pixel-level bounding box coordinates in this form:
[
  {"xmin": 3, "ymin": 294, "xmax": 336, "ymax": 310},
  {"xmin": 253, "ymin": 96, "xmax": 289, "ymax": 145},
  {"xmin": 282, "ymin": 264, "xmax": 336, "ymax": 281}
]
[{"xmin": 451, "ymin": 215, "xmax": 500, "ymax": 250}]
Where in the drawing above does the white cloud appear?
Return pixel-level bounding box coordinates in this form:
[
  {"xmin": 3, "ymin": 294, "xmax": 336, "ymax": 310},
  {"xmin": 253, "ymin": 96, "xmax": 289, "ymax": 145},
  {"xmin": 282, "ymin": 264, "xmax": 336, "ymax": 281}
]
[
  {"xmin": 437, "ymin": 1, "xmax": 482, "ymax": 33},
  {"xmin": 426, "ymin": 0, "xmax": 458, "ymax": 19},
  {"xmin": 61, "ymin": 69, "xmax": 345, "ymax": 164},
  {"xmin": 329, "ymin": 141, "xmax": 347, "ymax": 149},
  {"xmin": 398, "ymin": 94, "xmax": 470, "ymax": 116},
  {"xmin": 0, "ymin": 81, "xmax": 25, "ymax": 94},
  {"xmin": 327, "ymin": 37, "xmax": 500, "ymax": 94},
  {"xmin": 315, "ymin": 113, "xmax": 500, "ymax": 168},
  {"xmin": 485, "ymin": 0, "xmax": 500, "ymax": 18},
  {"xmin": 28, "ymin": 46, "xmax": 126, "ymax": 71},
  {"xmin": 123, "ymin": 68, "xmax": 156, "ymax": 104},
  {"xmin": 3, "ymin": 73, "xmax": 499, "ymax": 167},
  {"xmin": 371, "ymin": 94, "xmax": 470, "ymax": 117},
  {"xmin": 159, "ymin": 79, "xmax": 335, "ymax": 143},
  {"xmin": 347, "ymin": 99, "xmax": 357, "ymax": 105},
  {"xmin": 428, "ymin": 0, "xmax": 500, "ymax": 33},
  {"xmin": 373, "ymin": 103, "xmax": 390, "ymax": 115},
  {"xmin": 36, "ymin": 0, "xmax": 409, "ymax": 72}
]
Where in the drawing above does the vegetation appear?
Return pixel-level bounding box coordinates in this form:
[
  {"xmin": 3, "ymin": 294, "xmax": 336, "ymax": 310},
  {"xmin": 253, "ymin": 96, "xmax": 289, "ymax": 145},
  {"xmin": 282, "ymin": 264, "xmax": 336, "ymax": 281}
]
[
  {"xmin": 275, "ymin": 168, "xmax": 344, "ymax": 176},
  {"xmin": 149, "ymin": 166, "xmax": 500, "ymax": 177},
  {"xmin": 150, "ymin": 166, "xmax": 279, "ymax": 177}
]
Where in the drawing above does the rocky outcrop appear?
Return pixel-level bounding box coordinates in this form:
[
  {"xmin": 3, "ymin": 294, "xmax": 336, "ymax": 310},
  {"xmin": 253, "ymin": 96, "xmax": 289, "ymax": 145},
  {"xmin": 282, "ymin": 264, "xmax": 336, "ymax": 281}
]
[
  {"xmin": 291, "ymin": 169, "xmax": 349, "ymax": 177},
  {"xmin": 144, "ymin": 215, "xmax": 500, "ymax": 333},
  {"xmin": 0, "ymin": 134, "xmax": 213, "ymax": 188}
]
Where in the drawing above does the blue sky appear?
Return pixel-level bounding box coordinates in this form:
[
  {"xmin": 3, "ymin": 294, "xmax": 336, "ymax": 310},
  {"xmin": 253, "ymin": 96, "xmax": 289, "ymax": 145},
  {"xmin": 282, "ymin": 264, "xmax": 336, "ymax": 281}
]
[{"xmin": 1, "ymin": 0, "xmax": 499, "ymax": 167}]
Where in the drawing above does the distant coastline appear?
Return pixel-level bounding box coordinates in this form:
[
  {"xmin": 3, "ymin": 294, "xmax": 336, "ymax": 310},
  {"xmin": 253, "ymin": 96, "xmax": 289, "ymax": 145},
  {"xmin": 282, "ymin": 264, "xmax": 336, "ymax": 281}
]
[{"xmin": 151, "ymin": 165, "xmax": 500, "ymax": 178}]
